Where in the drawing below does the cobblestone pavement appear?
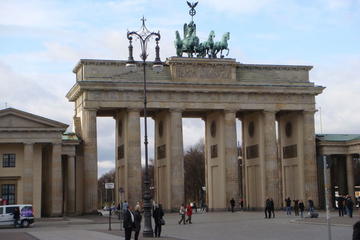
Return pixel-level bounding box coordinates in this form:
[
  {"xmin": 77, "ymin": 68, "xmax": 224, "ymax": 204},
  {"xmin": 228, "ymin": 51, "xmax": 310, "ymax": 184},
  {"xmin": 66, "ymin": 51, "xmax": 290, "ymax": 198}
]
[{"xmin": 0, "ymin": 211, "xmax": 357, "ymax": 240}]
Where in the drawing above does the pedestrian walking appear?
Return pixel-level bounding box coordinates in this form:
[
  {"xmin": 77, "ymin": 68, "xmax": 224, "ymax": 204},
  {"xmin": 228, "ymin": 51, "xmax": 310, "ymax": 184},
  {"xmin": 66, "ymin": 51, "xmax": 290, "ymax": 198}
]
[
  {"xmin": 123, "ymin": 205, "xmax": 134, "ymax": 240},
  {"xmin": 13, "ymin": 207, "xmax": 20, "ymax": 228},
  {"xmin": 230, "ymin": 198, "xmax": 235, "ymax": 213},
  {"xmin": 299, "ymin": 200, "xmax": 305, "ymax": 218},
  {"xmin": 153, "ymin": 203, "xmax": 165, "ymax": 237},
  {"xmin": 178, "ymin": 204, "xmax": 186, "ymax": 224},
  {"xmin": 239, "ymin": 198, "xmax": 244, "ymax": 211},
  {"xmin": 265, "ymin": 197, "xmax": 272, "ymax": 219},
  {"xmin": 285, "ymin": 197, "xmax": 292, "ymax": 215},
  {"xmin": 133, "ymin": 205, "xmax": 142, "ymax": 240},
  {"xmin": 337, "ymin": 195, "xmax": 345, "ymax": 217},
  {"xmin": 186, "ymin": 203, "xmax": 193, "ymax": 224},
  {"xmin": 308, "ymin": 198, "xmax": 314, "ymax": 214},
  {"xmin": 293, "ymin": 199, "xmax": 299, "ymax": 216},
  {"xmin": 346, "ymin": 195, "xmax": 354, "ymax": 218},
  {"xmin": 270, "ymin": 198, "xmax": 275, "ymax": 218}
]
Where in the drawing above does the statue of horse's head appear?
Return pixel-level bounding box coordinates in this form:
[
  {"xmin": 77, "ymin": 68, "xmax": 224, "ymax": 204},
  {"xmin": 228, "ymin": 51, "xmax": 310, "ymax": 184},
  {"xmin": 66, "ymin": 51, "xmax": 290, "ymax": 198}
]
[
  {"xmin": 223, "ymin": 32, "xmax": 230, "ymax": 40},
  {"xmin": 175, "ymin": 30, "xmax": 181, "ymax": 40},
  {"xmin": 209, "ymin": 30, "xmax": 215, "ymax": 40}
]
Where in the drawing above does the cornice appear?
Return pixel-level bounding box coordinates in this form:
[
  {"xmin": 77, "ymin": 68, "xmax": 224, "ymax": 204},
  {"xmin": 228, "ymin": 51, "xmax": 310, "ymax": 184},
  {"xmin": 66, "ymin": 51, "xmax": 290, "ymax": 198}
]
[
  {"xmin": 237, "ymin": 63, "xmax": 313, "ymax": 71},
  {"xmin": 166, "ymin": 56, "xmax": 237, "ymax": 66}
]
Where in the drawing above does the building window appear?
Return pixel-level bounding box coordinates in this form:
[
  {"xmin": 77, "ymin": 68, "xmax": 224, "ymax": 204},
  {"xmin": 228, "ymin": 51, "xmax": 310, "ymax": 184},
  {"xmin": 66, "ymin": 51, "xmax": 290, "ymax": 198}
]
[
  {"xmin": 3, "ymin": 154, "xmax": 16, "ymax": 168},
  {"xmin": 1, "ymin": 184, "xmax": 16, "ymax": 205}
]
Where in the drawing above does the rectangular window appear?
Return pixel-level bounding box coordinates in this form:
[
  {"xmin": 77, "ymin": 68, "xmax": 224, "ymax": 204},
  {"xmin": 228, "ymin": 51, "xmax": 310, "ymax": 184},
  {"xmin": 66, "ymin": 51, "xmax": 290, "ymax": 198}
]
[
  {"xmin": 0, "ymin": 207, "xmax": 3, "ymax": 214},
  {"xmin": 3, "ymin": 154, "xmax": 16, "ymax": 168},
  {"xmin": 1, "ymin": 184, "xmax": 16, "ymax": 205}
]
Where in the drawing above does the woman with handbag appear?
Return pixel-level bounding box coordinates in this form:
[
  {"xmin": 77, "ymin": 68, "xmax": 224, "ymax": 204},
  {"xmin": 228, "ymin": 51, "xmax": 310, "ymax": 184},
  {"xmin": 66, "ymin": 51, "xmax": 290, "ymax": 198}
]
[
  {"xmin": 153, "ymin": 203, "xmax": 165, "ymax": 238},
  {"xmin": 133, "ymin": 205, "xmax": 142, "ymax": 240}
]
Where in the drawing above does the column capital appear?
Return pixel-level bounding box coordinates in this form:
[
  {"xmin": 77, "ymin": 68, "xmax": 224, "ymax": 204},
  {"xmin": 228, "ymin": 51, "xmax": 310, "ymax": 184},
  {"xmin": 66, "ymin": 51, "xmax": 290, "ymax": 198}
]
[
  {"xmin": 52, "ymin": 142, "xmax": 63, "ymax": 146},
  {"xmin": 224, "ymin": 109, "xmax": 237, "ymax": 114},
  {"xmin": 23, "ymin": 141, "xmax": 34, "ymax": 145},
  {"xmin": 127, "ymin": 108, "xmax": 142, "ymax": 113},
  {"xmin": 263, "ymin": 109, "xmax": 277, "ymax": 115},
  {"xmin": 83, "ymin": 107, "xmax": 98, "ymax": 112},
  {"xmin": 169, "ymin": 108, "xmax": 184, "ymax": 113},
  {"xmin": 303, "ymin": 109, "xmax": 317, "ymax": 115}
]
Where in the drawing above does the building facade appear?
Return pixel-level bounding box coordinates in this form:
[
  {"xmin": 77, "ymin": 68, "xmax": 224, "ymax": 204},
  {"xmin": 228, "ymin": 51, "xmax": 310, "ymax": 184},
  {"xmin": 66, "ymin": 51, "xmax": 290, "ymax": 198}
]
[
  {"xmin": 316, "ymin": 134, "xmax": 360, "ymax": 208},
  {"xmin": 0, "ymin": 108, "xmax": 80, "ymax": 217}
]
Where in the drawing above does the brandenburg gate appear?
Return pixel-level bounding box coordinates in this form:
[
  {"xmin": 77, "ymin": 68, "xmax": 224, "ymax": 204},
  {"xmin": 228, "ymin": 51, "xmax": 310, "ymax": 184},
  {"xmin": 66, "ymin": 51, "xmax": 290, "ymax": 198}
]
[{"xmin": 66, "ymin": 56, "xmax": 324, "ymax": 212}]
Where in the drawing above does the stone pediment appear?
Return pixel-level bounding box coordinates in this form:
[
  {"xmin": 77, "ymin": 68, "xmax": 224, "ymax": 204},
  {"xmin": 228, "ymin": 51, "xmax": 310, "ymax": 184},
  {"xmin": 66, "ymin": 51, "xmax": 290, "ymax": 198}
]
[{"xmin": 0, "ymin": 108, "xmax": 68, "ymax": 131}]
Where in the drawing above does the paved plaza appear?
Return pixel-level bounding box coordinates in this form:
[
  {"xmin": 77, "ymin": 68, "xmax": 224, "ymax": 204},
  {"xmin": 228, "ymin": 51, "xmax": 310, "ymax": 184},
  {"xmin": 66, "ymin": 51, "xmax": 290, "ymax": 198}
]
[{"xmin": 0, "ymin": 211, "xmax": 358, "ymax": 240}]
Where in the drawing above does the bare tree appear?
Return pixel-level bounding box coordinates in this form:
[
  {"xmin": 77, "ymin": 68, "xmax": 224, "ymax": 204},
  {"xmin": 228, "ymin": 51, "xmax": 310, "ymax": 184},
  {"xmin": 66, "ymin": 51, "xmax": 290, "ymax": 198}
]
[{"xmin": 184, "ymin": 139, "xmax": 205, "ymax": 205}]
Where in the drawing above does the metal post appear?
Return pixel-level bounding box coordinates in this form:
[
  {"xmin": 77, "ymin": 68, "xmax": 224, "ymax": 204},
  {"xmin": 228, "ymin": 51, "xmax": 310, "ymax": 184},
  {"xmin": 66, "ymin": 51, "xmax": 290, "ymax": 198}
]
[
  {"xmin": 323, "ymin": 155, "xmax": 331, "ymax": 240},
  {"xmin": 108, "ymin": 189, "xmax": 112, "ymax": 231},
  {"xmin": 126, "ymin": 17, "xmax": 162, "ymax": 238}
]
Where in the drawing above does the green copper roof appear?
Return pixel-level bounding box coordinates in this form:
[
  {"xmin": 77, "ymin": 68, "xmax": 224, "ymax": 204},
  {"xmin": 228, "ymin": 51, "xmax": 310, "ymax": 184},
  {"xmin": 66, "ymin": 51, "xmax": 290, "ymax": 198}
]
[
  {"xmin": 62, "ymin": 132, "xmax": 80, "ymax": 141},
  {"xmin": 316, "ymin": 134, "xmax": 360, "ymax": 142}
]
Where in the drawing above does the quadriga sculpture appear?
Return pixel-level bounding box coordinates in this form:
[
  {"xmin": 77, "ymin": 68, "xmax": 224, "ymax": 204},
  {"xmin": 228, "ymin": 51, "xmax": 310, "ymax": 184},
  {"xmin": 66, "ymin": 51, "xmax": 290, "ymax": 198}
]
[
  {"xmin": 174, "ymin": 21, "xmax": 200, "ymax": 57},
  {"xmin": 211, "ymin": 32, "xmax": 230, "ymax": 58}
]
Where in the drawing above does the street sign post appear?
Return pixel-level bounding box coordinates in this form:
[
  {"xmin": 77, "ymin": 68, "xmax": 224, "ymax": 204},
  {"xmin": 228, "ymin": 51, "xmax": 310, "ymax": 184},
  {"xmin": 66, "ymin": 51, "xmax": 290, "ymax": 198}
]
[{"xmin": 105, "ymin": 182, "xmax": 115, "ymax": 231}]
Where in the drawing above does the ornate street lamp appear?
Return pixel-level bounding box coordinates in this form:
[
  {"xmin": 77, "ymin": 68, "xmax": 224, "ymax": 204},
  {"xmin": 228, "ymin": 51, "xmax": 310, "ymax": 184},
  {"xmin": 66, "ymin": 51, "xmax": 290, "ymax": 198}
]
[{"xmin": 126, "ymin": 17, "xmax": 163, "ymax": 238}]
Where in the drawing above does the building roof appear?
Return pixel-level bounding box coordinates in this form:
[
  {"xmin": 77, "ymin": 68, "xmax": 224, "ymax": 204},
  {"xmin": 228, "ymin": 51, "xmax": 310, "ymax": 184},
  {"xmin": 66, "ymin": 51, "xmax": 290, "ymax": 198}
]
[
  {"xmin": 316, "ymin": 134, "xmax": 360, "ymax": 142},
  {"xmin": 62, "ymin": 132, "xmax": 80, "ymax": 141}
]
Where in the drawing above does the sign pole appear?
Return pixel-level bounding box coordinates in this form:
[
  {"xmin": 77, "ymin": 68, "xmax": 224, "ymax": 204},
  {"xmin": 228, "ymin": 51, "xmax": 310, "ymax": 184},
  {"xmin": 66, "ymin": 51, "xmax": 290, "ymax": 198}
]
[
  {"xmin": 323, "ymin": 155, "xmax": 332, "ymax": 240},
  {"xmin": 105, "ymin": 183, "xmax": 115, "ymax": 231}
]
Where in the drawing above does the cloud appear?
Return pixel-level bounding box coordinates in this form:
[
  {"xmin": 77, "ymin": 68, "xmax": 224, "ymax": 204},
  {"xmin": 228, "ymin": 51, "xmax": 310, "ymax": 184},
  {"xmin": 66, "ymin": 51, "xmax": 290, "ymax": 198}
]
[
  {"xmin": 98, "ymin": 160, "xmax": 115, "ymax": 169},
  {"xmin": 313, "ymin": 55, "xmax": 360, "ymax": 133}
]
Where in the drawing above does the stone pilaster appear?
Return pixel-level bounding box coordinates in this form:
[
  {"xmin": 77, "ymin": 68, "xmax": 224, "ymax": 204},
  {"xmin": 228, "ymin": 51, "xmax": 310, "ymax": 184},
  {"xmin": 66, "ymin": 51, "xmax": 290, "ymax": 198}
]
[
  {"xmin": 67, "ymin": 155, "xmax": 76, "ymax": 213},
  {"xmin": 81, "ymin": 108, "xmax": 98, "ymax": 213},
  {"xmin": 51, "ymin": 143, "xmax": 63, "ymax": 216},
  {"xmin": 126, "ymin": 109, "xmax": 142, "ymax": 207},
  {"xmin": 263, "ymin": 110, "xmax": 280, "ymax": 207},
  {"xmin": 23, "ymin": 143, "xmax": 34, "ymax": 204},
  {"xmin": 224, "ymin": 110, "xmax": 239, "ymax": 204},
  {"xmin": 303, "ymin": 111, "xmax": 318, "ymax": 206},
  {"xmin": 346, "ymin": 154, "xmax": 355, "ymax": 198},
  {"xmin": 169, "ymin": 109, "xmax": 185, "ymax": 210}
]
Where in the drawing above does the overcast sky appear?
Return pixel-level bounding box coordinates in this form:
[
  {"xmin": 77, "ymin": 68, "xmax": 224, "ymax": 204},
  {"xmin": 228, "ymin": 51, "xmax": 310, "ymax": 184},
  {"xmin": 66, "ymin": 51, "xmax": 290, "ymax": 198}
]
[{"xmin": 1, "ymin": 0, "xmax": 360, "ymax": 177}]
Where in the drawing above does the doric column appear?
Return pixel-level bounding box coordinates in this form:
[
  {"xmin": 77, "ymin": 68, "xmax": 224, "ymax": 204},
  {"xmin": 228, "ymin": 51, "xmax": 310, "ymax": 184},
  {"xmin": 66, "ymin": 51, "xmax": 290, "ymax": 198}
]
[
  {"xmin": 224, "ymin": 110, "xmax": 239, "ymax": 204},
  {"xmin": 169, "ymin": 109, "xmax": 184, "ymax": 210},
  {"xmin": 126, "ymin": 108, "xmax": 142, "ymax": 207},
  {"xmin": 67, "ymin": 155, "xmax": 76, "ymax": 213},
  {"xmin": 263, "ymin": 110, "xmax": 280, "ymax": 207},
  {"xmin": 81, "ymin": 108, "xmax": 98, "ymax": 213},
  {"xmin": 303, "ymin": 110, "xmax": 318, "ymax": 206},
  {"xmin": 23, "ymin": 143, "xmax": 34, "ymax": 204},
  {"xmin": 346, "ymin": 154, "xmax": 355, "ymax": 198},
  {"xmin": 51, "ymin": 143, "xmax": 63, "ymax": 216}
]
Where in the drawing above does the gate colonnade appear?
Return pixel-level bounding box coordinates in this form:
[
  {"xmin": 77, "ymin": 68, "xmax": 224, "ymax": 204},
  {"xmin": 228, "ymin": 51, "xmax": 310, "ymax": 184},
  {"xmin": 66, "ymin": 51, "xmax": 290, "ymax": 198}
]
[{"xmin": 66, "ymin": 57, "xmax": 324, "ymax": 213}]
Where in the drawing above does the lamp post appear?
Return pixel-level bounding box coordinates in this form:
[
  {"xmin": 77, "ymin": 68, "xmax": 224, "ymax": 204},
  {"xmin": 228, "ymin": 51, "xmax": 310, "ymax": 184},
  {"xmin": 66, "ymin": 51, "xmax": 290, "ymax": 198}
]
[{"xmin": 126, "ymin": 17, "xmax": 163, "ymax": 238}]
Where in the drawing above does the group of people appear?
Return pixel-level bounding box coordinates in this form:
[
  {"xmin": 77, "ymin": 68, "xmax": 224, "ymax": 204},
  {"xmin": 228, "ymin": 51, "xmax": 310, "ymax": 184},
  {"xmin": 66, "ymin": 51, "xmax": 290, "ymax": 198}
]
[
  {"xmin": 284, "ymin": 197, "xmax": 310, "ymax": 218},
  {"xmin": 336, "ymin": 195, "xmax": 355, "ymax": 218},
  {"xmin": 178, "ymin": 203, "xmax": 193, "ymax": 224},
  {"xmin": 121, "ymin": 201, "xmax": 165, "ymax": 240}
]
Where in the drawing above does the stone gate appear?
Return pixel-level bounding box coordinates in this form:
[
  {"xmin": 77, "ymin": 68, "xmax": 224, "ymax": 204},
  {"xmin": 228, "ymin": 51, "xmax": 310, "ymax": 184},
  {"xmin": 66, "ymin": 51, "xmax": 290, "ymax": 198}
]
[{"xmin": 66, "ymin": 57, "xmax": 324, "ymax": 213}]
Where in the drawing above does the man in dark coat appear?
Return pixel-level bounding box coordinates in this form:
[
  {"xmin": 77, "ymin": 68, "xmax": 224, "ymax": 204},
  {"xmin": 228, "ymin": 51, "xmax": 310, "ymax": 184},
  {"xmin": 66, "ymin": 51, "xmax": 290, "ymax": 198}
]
[
  {"xmin": 270, "ymin": 198, "xmax": 275, "ymax": 218},
  {"xmin": 153, "ymin": 204, "xmax": 165, "ymax": 237},
  {"xmin": 13, "ymin": 207, "xmax": 20, "ymax": 227},
  {"xmin": 346, "ymin": 195, "xmax": 354, "ymax": 218},
  {"xmin": 265, "ymin": 197, "xmax": 271, "ymax": 219},
  {"xmin": 353, "ymin": 221, "xmax": 360, "ymax": 240},
  {"xmin": 337, "ymin": 195, "xmax": 345, "ymax": 217},
  {"xmin": 230, "ymin": 198, "xmax": 235, "ymax": 213},
  {"xmin": 123, "ymin": 206, "xmax": 134, "ymax": 240}
]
